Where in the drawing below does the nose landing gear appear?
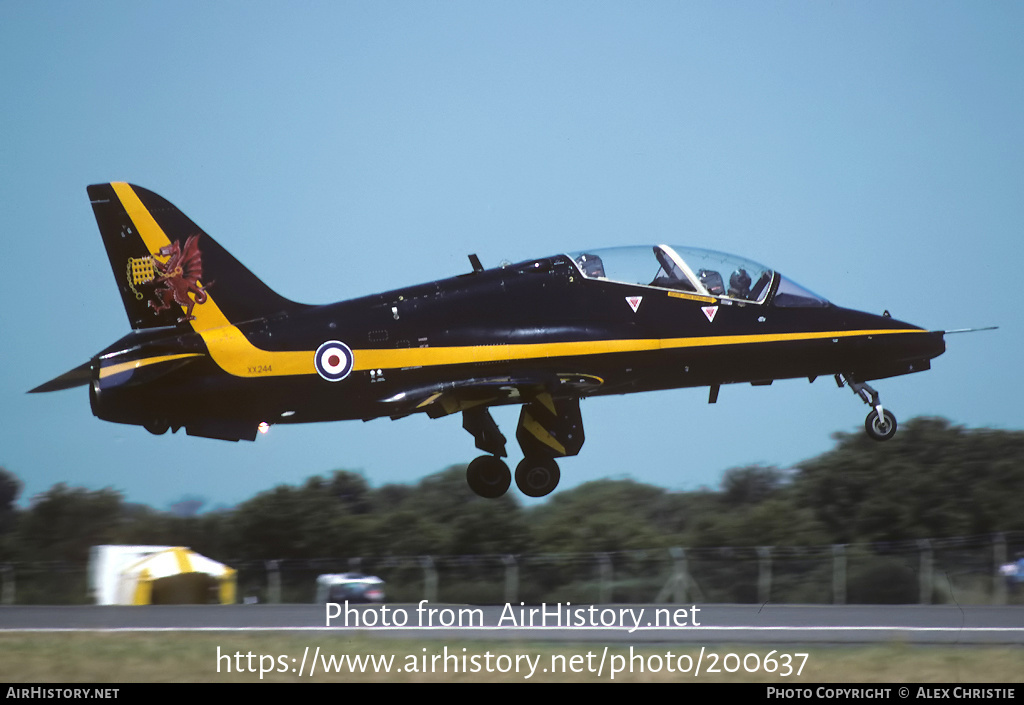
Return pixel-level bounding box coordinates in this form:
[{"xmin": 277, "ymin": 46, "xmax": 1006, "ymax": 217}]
[
  {"xmin": 865, "ymin": 407, "xmax": 897, "ymax": 441},
  {"xmin": 837, "ymin": 374, "xmax": 898, "ymax": 441}
]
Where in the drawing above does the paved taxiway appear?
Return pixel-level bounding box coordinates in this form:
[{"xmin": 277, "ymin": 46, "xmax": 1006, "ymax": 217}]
[{"xmin": 2, "ymin": 604, "xmax": 1023, "ymax": 644}]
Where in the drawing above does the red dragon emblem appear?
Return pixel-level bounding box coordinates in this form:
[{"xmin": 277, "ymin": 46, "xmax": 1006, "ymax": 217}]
[{"xmin": 146, "ymin": 235, "xmax": 210, "ymax": 323}]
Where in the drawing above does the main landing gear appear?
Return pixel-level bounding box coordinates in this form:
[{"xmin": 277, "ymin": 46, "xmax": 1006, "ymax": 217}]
[
  {"xmin": 514, "ymin": 457, "xmax": 561, "ymax": 498},
  {"xmin": 462, "ymin": 396, "xmax": 583, "ymax": 499},
  {"xmin": 466, "ymin": 455, "xmax": 512, "ymax": 499},
  {"xmin": 837, "ymin": 374, "xmax": 897, "ymax": 441},
  {"xmin": 464, "ymin": 455, "xmax": 562, "ymax": 499},
  {"xmin": 462, "ymin": 407, "xmax": 514, "ymax": 498}
]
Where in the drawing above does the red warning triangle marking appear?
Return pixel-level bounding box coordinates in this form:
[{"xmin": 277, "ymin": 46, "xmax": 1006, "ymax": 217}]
[
  {"xmin": 626, "ymin": 296, "xmax": 642, "ymax": 313},
  {"xmin": 702, "ymin": 306, "xmax": 718, "ymax": 322}
]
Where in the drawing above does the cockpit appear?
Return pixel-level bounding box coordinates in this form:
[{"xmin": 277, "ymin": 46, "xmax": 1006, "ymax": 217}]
[{"xmin": 568, "ymin": 245, "xmax": 829, "ymax": 307}]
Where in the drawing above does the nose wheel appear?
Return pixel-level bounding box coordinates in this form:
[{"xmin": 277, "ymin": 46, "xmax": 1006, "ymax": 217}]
[
  {"xmin": 838, "ymin": 375, "xmax": 898, "ymax": 442},
  {"xmin": 865, "ymin": 408, "xmax": 897, "ymax": 441}
]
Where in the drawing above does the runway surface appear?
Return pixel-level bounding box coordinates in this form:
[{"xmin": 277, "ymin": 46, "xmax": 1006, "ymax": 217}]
[{"xmin": 2, "ymin": 603, "xmax": 1023, "ymax": 644}]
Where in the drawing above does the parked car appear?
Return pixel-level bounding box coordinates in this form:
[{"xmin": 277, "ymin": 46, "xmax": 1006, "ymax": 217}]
[{"xmin": 315, "ymin": 573, "xmax": 385, "ymax": 603}]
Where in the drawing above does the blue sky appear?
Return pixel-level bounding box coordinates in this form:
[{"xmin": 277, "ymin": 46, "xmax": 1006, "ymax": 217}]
[{"xmin": 1, "ymin": 2, "xmax": 1020, "ymax": 510}]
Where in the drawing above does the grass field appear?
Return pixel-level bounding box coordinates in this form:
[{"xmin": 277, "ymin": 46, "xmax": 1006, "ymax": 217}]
[{"xmin": 0, "ymin": 633, "xmax": 1021, "ymax": 683}]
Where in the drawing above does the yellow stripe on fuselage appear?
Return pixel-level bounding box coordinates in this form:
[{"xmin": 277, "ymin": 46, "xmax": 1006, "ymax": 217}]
[
  {"xmin": 351, "ymin": 328, "xmax": 922, "ymax": 370},
  {"xmin": 110, "ymin": 183, "xmax": 926, "ymax": 380},
  {"xmin": 107, "ymin": 328, "xmax": 923, "ymax": 382}
]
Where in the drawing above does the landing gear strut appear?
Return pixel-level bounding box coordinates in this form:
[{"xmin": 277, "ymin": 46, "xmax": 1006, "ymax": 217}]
[{"xmin": 837, "ymin": 374, "xmax": 897, "ymax": 441}]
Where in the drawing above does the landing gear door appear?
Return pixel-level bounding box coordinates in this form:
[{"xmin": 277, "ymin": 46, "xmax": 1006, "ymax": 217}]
[{"xmin": 516, "ymin": 394, "xmax": 585, "ymax": 460}]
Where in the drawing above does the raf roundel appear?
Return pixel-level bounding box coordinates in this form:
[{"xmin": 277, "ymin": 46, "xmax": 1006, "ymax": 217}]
[{"xmin": 314, "ymin": 340, "xmax": 354, "ymax": 382}]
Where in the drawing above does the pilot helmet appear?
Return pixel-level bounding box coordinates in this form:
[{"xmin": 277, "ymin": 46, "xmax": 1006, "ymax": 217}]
[
  {"xmin": 729, "ymin": 268, "xmax": 751, "ymax": 292},
  {"xmin": 577, "ymin": 254, "xmax": 605, "ymax": 278}
]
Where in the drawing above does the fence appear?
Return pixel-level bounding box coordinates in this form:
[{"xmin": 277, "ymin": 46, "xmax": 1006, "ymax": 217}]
[{"xmin": 3, "ymin": 532, "xmax": 1022, "ymax": 605}]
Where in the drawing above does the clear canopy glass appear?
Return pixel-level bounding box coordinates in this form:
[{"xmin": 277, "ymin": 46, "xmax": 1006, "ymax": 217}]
[
  {"xmin": 567, "ymin": 245, "xmax": 829, "ymax": 307},
  {"xmin": 569, "ymin": 245, "xmax": 787, "ymax": 303},
  {"xmin": 772, "ymin": 275, "xmax": 829, "ymax": 308}
]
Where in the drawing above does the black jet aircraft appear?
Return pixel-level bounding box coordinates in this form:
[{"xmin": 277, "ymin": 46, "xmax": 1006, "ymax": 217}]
[{"xmin": 32, "ymin": 183, "xmax": 953, "ymax": 498}]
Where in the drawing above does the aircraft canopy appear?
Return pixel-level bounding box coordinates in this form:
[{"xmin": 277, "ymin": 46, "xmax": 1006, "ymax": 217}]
[{"xmin": 568, "ymin": 245, "xmax": 829, "ymax": 307}]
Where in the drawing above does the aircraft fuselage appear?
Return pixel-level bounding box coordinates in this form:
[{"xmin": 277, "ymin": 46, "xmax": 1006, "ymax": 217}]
[
  {"xmin": 89, "ymin": 252, "xmax": 942, "ymax": 439},
  {"xmin": 32, "ymin": 183, "xmax": 948, "ymax": 497}
]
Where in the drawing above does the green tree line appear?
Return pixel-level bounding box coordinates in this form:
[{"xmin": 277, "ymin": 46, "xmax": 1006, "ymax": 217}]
[{"xmin": 1, "ymin": 417, "xmax": 1022, "ymax": 603}]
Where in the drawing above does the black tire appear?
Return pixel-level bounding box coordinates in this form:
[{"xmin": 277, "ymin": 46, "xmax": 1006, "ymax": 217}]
[
  {"xmin": 865, "ymin": 409, "xmax": 897, "ymax": 441},
  {"xmin": 466, "ymin": 456, "xmax": 511, "ymax": 498},
  {"xmin": 515, "ymin": 457, "xmax": 561, "ymax": 498}
]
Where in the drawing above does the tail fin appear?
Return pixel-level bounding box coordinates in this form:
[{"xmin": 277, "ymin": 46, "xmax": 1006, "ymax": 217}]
[{"xmin": 88, "ymin": 183, "xmax": 307, "ymax": 331}]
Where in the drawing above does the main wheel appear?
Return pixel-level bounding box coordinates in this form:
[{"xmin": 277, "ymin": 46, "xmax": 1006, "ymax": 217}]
[
  {"xmin": 515, "ymin": 457, "xmax": 561, "ymax": 498},
  {"xmin": 466, "ymin": 456, "xmax": 511, "ymax": 498},
  {"xmin": 865, "ymin": 408, "xmax": 897, "ymax": 441}
]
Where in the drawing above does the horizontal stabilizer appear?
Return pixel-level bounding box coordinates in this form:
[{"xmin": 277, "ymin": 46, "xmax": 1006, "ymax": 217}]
[
  {"xmin": 97, "ymin": 353, "xmax": 204, "ymax": 389},
  {"xmin": 28, "ymin": 361, "xmax": 93, "ymax": 394}
]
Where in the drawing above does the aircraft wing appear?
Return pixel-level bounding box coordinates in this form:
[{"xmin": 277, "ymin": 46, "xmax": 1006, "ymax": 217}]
[{"xmin": 377, "ymin": 372, "xmax": 603, "ymax": 420}]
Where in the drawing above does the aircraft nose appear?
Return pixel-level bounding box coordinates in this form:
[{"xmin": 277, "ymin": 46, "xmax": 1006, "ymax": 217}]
[
  {"xmin": 886, "ymin": 318, "xmax": 945, "ymax": 363},
  {"xmin": 927, "ymin": 330, "xmax": 946, "ymax": 358},
  {"xmin": 856, "ymin": 311, "xmax": 946, "ymax": 372}
]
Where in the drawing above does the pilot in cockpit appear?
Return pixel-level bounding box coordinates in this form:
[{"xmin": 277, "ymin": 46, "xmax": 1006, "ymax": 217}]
[
  {"xmin": 728, "ymin": 268, "xmax": 752, "ymax": 299},
  {"xmin": 699, "ymin": 269, "xmax": 725, "ymax": 296},
  {"xmin": 576, "ymin": 253, "xmax": 606, "ymax": 278}
]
